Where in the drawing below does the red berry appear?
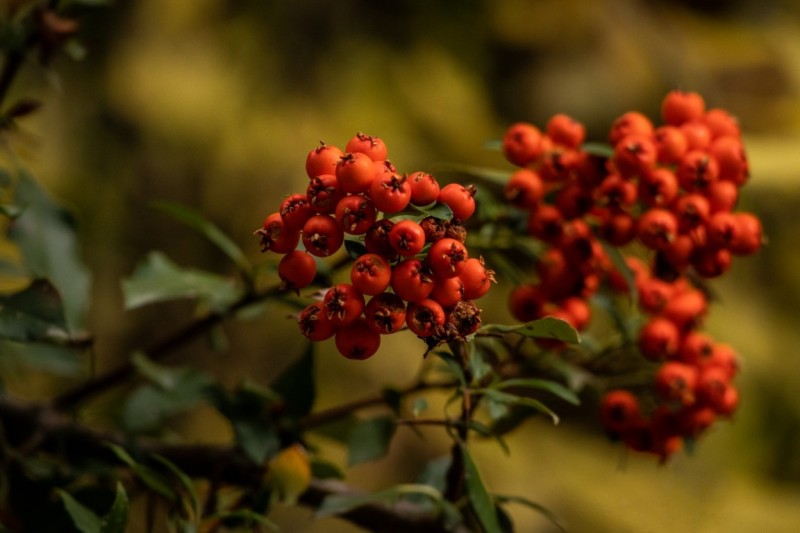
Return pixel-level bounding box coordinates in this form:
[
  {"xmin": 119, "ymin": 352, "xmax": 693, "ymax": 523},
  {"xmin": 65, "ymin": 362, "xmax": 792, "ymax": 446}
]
[
  {"xmin": 438, "ymin": 183, "xmax": 477, "ymax": 220},
  {"xmin": 600, "ymin": 390, "xmax": 641, "ymax": 434},
  {"xmin": 408, "ymin": 171, "xmax": 441, "ymax": 206},
  {"xmin": 406, "ymin": 299, "xmax": 446, "ymax": 337},
  {"xmin": 654, "ymin": 125, "xmax": 688, "ymax": 165},
  {"xmin": 504, "ymin": 168, "xmax": 544, "ymax": 209},
  {"xmin": 345, "ymin": 132, "xmax": 388, "ymax": 161},
  {"xmin": 302, "ymin": 215, "xmax": 345, "ymax": 257},
  {"xmin": 613, "ymin": 134, "xmax": 657, "ymax": 180},
  {"xmin": 527, "ymin": 204, "xmax": 564, "ymax": 243},
  {"xmin": 279, "ymin": 193, "xmax": 314, "ymax": 231},
  {"xmin": 661, "ymin": 90, "xmax": 706, "ymax": 126},
  {"xmin": 335, "ymin": 195, "xmax": 377, "ymax": 235},
  {"xmin": 639, "ymin": 168, "xmax": 679, "ymax": 208},
  {"xmin": 335, "ymin": 318, "xmax": 381, "ymax": 360},
  {"xmin": 546, "ymin": 113, "xmax": 585, "ymax": 149},
  {"xmin": 388, "ymin": 219, "xmax": 427, "ymax": 257},
  {"xmin": 306, "ymin": 142, "xmax": 344, "ymax": 179},
  {"xmin": 704, "ymin": 180, "xmax": 739, "ymax": 213},
  {"xmin": 730, "ymin": 212, "xmax": 762, "ymax": 255},
  {"xmin": 430, "ymin": 276, "xmax": 464, "ymax": 307},
  {"xmin": 370, "ymin": 172, "xmax": 412, "ymax": 214},
  {"xmin": 674, "ymin": 193, "xmax": 711, "ymax": 232},
  {"xmin": 676, "ymin": 150, "xmax": 719, "ymax": 192},
  {"xmin": 638, "ymin": 317, "xmax": 680, "ymax": 360},
  {"xmin": 709, "ymin": 136, "xmax": 748, "ymax": 185},
  {"xmin": 459, "ymin": 257, "xmax": 495, "ymax": 300},
  {"xmin": 637, "ymin": 208, "xmax": 678, "ymax": 251},
  {"xmin": 679, "ymin": 120, "xmax": 712, "ymax": 151},
  {"xmin": 391, "ymin": 258, "xmax": 434, "ymax": 303},
  {"xmin": 508, "ymin": 283, "xmax": 544, "ymax": 322},
  {"xmin": 278, "ymin": 250, "xmax": 317, "ymax": 291},
  {"xmin": 350, "ymin": 253, "xmax": 392, "ymax": 296},
  {"xmin": 655, "ymin": 361, "xmax": 698, "ymax": 406},
  {"xmin": 704, "ymin": 108, "xmax": 740, "ymax": 139},
  {"xmin": 609, "ymin": 111, "xmax": 654, "ymax": 146},
  {"xmin": 502, "ymin": 122, "xmax": 546, "ymax": 167},
  {"xmin": 678, "ymin": 331, "xmax": 715, "ymax": 364},
  {"xmin": 323, "ymin": 283, "xmax": 365, "ymax": 327},
  {"xmin": 255, "ymin": 212, "xmax": 301, "ymax": 254},
  {"xmin": 336, "ymin": 152, "xmax": 376, "ymax": 194},
  {"xmin": 364, "ymin": 219, "xmax": 397, "ymax": 259},
  {"xmin": 364, "ymin": 293, "xmax": 406, "ymax": 334},
  {"xmin": 298, "ymin": 302, "xmax": 336, "ymax": 341},
  {"xmin": 306, "ymin": 174, "xmax": 344, "ymax": 215},
  {"xmin": 426, "ymin": 238, "xmax": 468, "ymax": 279}
]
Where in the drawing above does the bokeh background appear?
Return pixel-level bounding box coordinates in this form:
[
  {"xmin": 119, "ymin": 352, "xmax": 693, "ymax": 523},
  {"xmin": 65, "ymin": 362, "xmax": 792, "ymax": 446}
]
[{"xmin": 7, "ymin": 0, "xmax": 800, "ymax": 531}]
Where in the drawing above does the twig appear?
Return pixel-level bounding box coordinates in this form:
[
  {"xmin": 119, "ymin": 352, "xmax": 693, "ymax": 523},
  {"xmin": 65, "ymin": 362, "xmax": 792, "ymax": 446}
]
[
  {"xmin": 297, "ymin": 379, "xmax": 456, "ymax": 431},
  {"xmin": 52, "ymin": 287, "xmax": 279, "ymax": 410},
  {"xmin": 0, "ymin": 394, "xmax": 460, "ymax": 532}
]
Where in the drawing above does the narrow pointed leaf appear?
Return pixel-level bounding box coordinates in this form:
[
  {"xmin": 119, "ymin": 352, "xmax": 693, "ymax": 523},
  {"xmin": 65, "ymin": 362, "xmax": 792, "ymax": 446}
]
[
  {"xmin": 8, "ymin": 170, "xmax": 90, "ymax": 331},
  {"xmin": 478, "ymin": 317, "xmax": 580, "ymax": 343},
  {"xmin": 57, "ymin": 490, "xmax": 102, "ymax": 533},
  {"xmin": 347, "ymin": 416, "xmax": 396, "ymax": 466},
  {"xmin": 122, "ymin": 251, "xmax": 241, "ymax": 311},
  {"xmin": 152, "ymin": 201, "xmax": 252, "ymax": 277},
  {"xmin": 492, "ymin": 378, "xmax": 580, "ymax": 405},
  {"xmin": 460, "ymin": 444, "xmax": 501, "ymax": 533},
  {"xmin": 100, "ymin": 483, "xmax": 129, "ymax": 533}
]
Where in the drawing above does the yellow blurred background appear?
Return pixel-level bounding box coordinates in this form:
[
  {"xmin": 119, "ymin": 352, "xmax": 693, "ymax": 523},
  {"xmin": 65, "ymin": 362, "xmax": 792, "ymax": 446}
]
[{"xmin": 7, "ymin": 0, "xmax": 800, "ymax": 531}]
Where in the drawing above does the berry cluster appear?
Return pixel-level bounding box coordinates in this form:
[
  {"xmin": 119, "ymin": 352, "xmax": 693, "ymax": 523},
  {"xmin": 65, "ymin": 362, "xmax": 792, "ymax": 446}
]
[
  {"xmin": 255, "ymin": 133, "xmax": 494, "ymax": 360},
  {"xmin": 500, "ymin": 91, "xmax": 762, "ymax": 459}
]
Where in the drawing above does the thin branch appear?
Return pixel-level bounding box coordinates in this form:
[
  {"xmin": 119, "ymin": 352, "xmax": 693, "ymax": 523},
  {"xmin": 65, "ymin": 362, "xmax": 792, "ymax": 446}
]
[
  {"xmin": 52, "ymin": 287, "xmax": 280, "ymax": 410},
  {"xmin": 297, "ymin": 379, "xmax": 457, "ymax": 431},
  {"xmin": 0, "ymin": 394, "xmax": 460, "ymax": 532}
]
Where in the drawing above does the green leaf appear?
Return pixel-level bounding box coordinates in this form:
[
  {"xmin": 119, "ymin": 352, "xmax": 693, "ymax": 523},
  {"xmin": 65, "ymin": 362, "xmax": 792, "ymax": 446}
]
[
  {"xmin": 479, "ymin": 389, "xmax": 561, "ymax": 425},
  {"xmin": 494, "ymin": 494, "xmax": 565, "ymax": 532},
  {"xmin": 271, "ymin": 343, "xmax": 315, "ymax": 418},
  {"xmin": 390, "ymin": 201, "xmax": 453, "ymax": 222},
  {"xmin": 344, "ymin": 239, "xmax": 367, "ymax": 259},
  {"xmin": 122, "ymin": 251, "xmax": 242, "ymax": 311},
  {"xmin": 57, "ymin": 490, "xmax": 102, "ymax": 533},
  {"xmin": 0, "ymin": 204, "xmax": 21, "ymax": 218},
  {"xmin": 347, "ymin": 416, "xmax": 396, "ymax": 466},
  {"xmin": 411, "ymin": 397, "xmax": 429, "ymax": 418},
  {"xmin": 414, "ymin": 455, "xmax": 451, "ymax": 495},
  {"xmin": 0, "ymin": 279, "xmax": 71, "ymax": 344},
  {"xmin": 152, "ymin": 201, "xmax": 252, "ymax": 277},
  {"xmin": 101, "ymin": 483, "xmax": 129, "ymax": 533},
  {"xmin": 122, "ymin": 356, "xmax": 213, "ymax": 433},
  {"xmin": 150, "ymin": 454, "xmax": 200, "ymax": 521},
  {"xmin": 8, "ymin": 169, "xmax": 90, "ymax": 331},
  {"xmin": 105, "ymin": 443, "xmax": 176, "ymax": 501},
  {"xmin": 479, "ymin": 317, "xmax": 580, "ymax": 343},
  {"xmin": 580, "ymin": 142, "xmax": 614, "ymax": 159},
  {"xmin": 310, "ymin": 457, "xmax": 344, "ymax": 480},
  {"xmin": 492, "ymin": 378, "xmax": 580, "ymax": 406},
  {"xmin": 460, "ymin": 444, "xmax": 501, "ymax": 533},
  {"xmin": 205, "ymin": 382, "xmax": 281, "ymax": 463},
  {"xmin": 469, "ymin": 346, "xmax": 493, "ymax": 384},
  {"xmin": 0, "ymin": 339, "xmax": 84, "ymax": 376},
  {"xmin": 316, "ymin": 483, "xmax": 457, "ymax": 524},
  {"xmin": 234, "ymin": 417, "xmax": 280, "ymax": 464}
]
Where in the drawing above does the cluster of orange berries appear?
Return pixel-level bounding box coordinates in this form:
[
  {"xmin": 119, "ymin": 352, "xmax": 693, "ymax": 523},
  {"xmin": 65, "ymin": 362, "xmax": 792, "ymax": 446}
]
[
  {"xmin": 255, "ymin": 133, "xmax": 495, "ymax": 360},
  {"xmin": 500, "ymin": 90, "xmax": 762, "ymax": 459}
]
